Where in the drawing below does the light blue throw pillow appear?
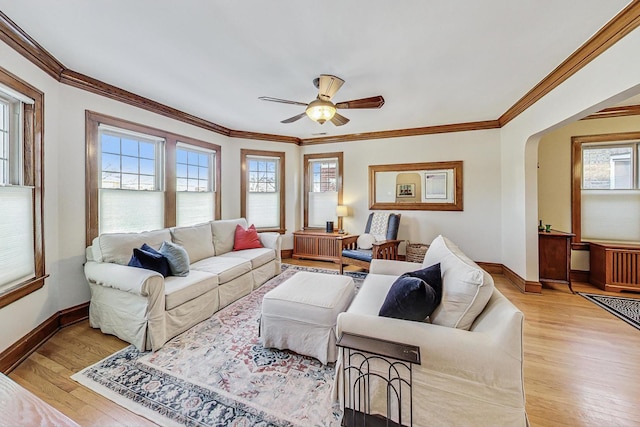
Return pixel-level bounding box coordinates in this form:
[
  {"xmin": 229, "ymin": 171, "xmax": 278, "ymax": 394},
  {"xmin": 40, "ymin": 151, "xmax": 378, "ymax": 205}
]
[{"xmin": 159, "ymin": 241, "xmax": 190, "ymax": 277}]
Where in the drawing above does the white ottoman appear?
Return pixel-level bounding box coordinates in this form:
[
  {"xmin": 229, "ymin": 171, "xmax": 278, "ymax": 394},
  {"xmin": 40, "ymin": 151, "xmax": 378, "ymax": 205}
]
[{"xmin": 260, "ymin": 271, "xmax": 355, "ymax": 364}]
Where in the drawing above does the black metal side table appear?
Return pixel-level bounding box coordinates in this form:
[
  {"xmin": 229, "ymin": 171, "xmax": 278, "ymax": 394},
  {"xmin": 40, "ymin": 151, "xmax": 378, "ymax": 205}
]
[{"xmin": 336, "ymin": 332, "xmax": 421, "ymax": 427}]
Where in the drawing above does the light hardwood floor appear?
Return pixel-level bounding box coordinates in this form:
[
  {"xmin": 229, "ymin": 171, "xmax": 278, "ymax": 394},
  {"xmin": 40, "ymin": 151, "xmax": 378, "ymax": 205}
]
[{"xmin": 8, "ymin": 259, "xmax": 640, "ymax": 426}]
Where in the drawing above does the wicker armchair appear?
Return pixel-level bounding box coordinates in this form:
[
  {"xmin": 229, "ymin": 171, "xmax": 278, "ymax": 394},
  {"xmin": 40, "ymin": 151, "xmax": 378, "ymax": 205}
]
[{"xmin": 339, "ymin": 213, "xmax": 402, "ymax": 274}]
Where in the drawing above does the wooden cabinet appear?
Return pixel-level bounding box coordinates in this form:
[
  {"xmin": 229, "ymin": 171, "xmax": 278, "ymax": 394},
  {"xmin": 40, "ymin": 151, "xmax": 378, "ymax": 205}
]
[
  {"xmin": 590, "ymin": 242, "xmax": 640, "ymax": 292},
  {"xmin": 293, "ymin": 230, "xmax": 349, "ymax": 263},
  {"xmin": 539, "ymin": 230, "xmax": 575, "ymax": 293}
]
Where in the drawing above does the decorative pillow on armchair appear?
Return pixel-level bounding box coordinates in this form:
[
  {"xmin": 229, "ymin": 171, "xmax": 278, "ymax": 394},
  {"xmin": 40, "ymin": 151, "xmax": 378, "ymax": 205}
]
[
  {"xmin": 402, "ymin": 263, "xmax": 443, "ymax": 303},
  {"xmin": 378, "ymin": 263, "xmax": 442, "ymax": 321},
  {"xmin": 356, "ymin": 233, "xmax": 376, "ymax": 250},
  {"xmin": 422, "ymin": 235, "xmax": 494, "ymax": 330}
]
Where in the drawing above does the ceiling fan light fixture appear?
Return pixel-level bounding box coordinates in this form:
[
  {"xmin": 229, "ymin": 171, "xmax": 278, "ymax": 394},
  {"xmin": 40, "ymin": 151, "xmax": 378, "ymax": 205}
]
[{"xmin": 305, "ymin": 98, "xmax": 336, "ymax": 124}]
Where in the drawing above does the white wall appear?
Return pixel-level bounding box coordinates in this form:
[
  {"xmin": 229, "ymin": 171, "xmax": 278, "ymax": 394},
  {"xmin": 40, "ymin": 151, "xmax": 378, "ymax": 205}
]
[
  {"xmin": 0, "ymin": 39, "xmax": 62, "ymax": 352},
  {"xmin": 500, "ymin": 26, "xmax": 640, "ymax": 281},
  {"xmin": 301, "ymin": 128, "xmax": 503, "ymax": 263}
]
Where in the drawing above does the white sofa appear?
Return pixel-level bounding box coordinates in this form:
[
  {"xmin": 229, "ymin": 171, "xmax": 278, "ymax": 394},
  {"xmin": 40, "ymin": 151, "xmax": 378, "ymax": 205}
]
[
  {"xmin": 335, "ymin": 236, "xmax": 527, "ymax": 427},
  {"xmin": 84, "ymin": 218, "xmax": 281, "ymax": 352}
]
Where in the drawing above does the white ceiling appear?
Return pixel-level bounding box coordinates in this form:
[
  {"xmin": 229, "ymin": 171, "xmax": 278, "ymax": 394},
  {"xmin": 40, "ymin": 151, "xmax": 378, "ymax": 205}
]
[{"xmin": 0, "ymin": 1, "xmax": 633, "ymax": 139}]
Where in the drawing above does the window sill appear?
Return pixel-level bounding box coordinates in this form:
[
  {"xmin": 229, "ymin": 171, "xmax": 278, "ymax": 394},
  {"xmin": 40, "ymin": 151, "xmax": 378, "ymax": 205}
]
[
  {"xmin": 0, "ymin": 275, "xmax": 48, "ymax": 309},
  {"xmin": 257, "ymin": 228, "xmax": 286, "ymax": 234}
]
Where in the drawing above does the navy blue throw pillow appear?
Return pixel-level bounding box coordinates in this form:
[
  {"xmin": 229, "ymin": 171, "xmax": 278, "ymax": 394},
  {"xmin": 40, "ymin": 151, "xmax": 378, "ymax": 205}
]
[
  {"xmin": 402, "ymin": 263, "xmax": 443, "ymax": 303},
  {"xmin": 128, "ymin": 243, "xmax": 171, "ymax": 277},
  {"xmin": 378, "ymin": 264, "xmax": 442, "ymax": 321}
]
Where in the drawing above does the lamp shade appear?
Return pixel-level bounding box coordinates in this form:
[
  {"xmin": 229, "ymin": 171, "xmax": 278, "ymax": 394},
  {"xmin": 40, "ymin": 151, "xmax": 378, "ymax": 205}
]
[{"xmin": 336, "ymin": 205, "xmax": 349, "ymax": 217}]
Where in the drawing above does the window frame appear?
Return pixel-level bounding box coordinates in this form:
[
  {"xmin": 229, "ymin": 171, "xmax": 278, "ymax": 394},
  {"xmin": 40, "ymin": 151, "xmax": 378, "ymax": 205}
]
[
  {"xmin": 303, "ymin": 152, "xmax": 343, "ymax": 230},
  {"xmin": 240, "ymin": 149, "xmax": 285, "ymax": 234},
  {"xmin": 0, "ymin": 66, "xmax": 46, "ymax": 309},
  {"xmin": 571, "ymin": 131, "xmax": 640, "ymax": 249},
  {"xmin": 86, "ymin": 111, "xmax": 221, "ymax": 245}
]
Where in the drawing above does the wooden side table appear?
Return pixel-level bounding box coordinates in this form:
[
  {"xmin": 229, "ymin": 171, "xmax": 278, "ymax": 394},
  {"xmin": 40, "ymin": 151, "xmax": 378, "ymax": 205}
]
[
  {"xmin": 337, "ymin": 332, "xmax": 421, "ymax": 427},
  {"xmin": 539, "ymin": 230, "xmax": 575, "ymax": 293},
  {"xmin": 292, "ymin": 229, "xmax": 351, "ymax": 263}
]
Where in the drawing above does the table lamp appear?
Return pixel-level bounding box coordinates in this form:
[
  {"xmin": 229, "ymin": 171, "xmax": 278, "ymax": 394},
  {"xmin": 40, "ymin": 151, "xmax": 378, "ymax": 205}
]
[{"xmin": 336, "ymin": 205, "xmax": 349, "ymax": 234}]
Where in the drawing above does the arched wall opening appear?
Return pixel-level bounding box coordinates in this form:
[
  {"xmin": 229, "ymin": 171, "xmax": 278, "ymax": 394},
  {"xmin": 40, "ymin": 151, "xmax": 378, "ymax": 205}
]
[
  {"xmin": 519, "ymin": 85, "xmax": 640, "ymax": 288},
  {"xmin": 500, "ymin": 25, "xmax": 640, "ymax": 284}
]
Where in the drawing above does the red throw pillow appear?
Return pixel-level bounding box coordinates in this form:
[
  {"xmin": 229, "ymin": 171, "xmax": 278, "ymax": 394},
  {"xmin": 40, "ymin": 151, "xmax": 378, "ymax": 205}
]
[{"xmin": 233, "ymin": 224, "xmax": 263, "ymax": 251}]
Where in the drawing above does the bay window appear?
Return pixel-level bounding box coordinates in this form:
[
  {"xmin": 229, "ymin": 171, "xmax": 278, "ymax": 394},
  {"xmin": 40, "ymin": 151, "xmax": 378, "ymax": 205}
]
[{"xmin": 86, "ymin": 111, "xmax": 221, "ymax": 245}]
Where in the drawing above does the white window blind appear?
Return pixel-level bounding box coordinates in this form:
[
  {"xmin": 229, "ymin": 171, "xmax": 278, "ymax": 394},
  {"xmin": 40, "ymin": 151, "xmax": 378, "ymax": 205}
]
[
  {"xmin": 0, "ymin": 186, "xmax": 35, "ymax": 292},
  {"xmin": 308, "ymin": 191, "xmax": 338, "ymax": 228},
  {"xmin": 581, "ymin": 190, "xmax": 640, "ymax": 243},
  {"xmin": 176, "ymin": 192, "xmax": 214, "ymax": 227},
  {"xmin": 99, "ymin": 189, "xmax": 164, "ymax": 234},
  {"xmin": 247, "ymin": 192, "xmax": 280, "ymax": 228}
]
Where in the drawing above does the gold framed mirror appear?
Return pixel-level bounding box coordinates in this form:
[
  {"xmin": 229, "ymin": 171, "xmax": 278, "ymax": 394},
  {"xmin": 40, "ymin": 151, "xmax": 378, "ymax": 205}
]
[{"xmin": 369, "ymin": 161, "xmax": 463, "ymax": 211}]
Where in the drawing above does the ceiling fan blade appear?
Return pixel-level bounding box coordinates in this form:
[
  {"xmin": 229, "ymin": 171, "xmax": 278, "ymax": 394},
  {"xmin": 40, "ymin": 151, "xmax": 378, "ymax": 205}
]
[
  {"xmin": 259, "ymin": 96, "xmax": 308, "ymax": 107},
  {"xmin": 330, "ymin": 112, "xmax": 350, "ymax": 126},
  {"xmin": 335, "ymin": 96, "xmax": 385, "ymax": 109},
  {"xmin": 281, "ymin": 112, "xmax": 307, "ymax": 124},
  {"xmin": 318, "ymin": 75, "xmax": 345, "ymax": 101}
]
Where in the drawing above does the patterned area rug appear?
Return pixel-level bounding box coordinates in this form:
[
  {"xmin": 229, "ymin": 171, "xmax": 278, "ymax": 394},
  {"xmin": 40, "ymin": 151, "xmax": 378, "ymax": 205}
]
[
  {"xmin": 72, "ymin": 264, "xmax": 366, "ymax": 426},
  {"xmin": 579, "ymin": 293, "xmax": 640, "ymax": 330}
]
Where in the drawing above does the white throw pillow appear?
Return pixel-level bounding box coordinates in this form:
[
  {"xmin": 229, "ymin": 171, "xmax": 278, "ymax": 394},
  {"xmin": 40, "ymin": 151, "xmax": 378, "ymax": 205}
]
[
  {"xmin": 95, "ymin": 228, "xmax": 171, "ymax": 265},
  {"xmin": 423, "ymin": 235, "xmax": 494, "ymax": 330},
  {"xmin": 357, "ymin": 233, "xmax": 376, "ymax": 250}
]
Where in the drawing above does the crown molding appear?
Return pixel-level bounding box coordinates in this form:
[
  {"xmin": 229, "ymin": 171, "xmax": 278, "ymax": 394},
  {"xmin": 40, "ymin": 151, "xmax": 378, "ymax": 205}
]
[
  {"xmin": 228, "ymin": 129, "xmax": 300, "ymax": 144},
  {"xmin": 2, "ymin": 5, "xmax": 639, "ymax": 145},
  {"xmin": 583, "ymin": 104, "xmax": 640, "ymax": 120},
  {"xmin": 60, "ymin": 69, "xmax": 233, "ymax": 137},
  {"xmin": 499, "ymin": 1, "xmax": 640, "ymax": 126},
  {"xmin": 0, "ymin": 11, "xmax": 64, "ymax": 80},
  {"xmin": 298, "ymin": 120, "xmax": 501, "ymax": 145}
]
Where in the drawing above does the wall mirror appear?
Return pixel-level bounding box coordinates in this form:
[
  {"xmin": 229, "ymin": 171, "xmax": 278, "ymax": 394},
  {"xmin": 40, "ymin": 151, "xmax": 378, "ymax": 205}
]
[{"xmin": 369, "ymin": 161, "xmax": 463, "ymax": 210}]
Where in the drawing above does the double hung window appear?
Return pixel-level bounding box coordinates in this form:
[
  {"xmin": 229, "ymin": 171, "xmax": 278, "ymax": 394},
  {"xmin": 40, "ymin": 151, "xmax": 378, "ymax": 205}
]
[
  {"xmin": 98, "ymin": 125, "xmax": 165, "ymax": 234},
  {"xmin": 304, "ymin": 152, "xmax": 343, "ymax": 229},
  {"xmin": 573, "ymin": 135, "xmax": 640, "ymax": 245},
  {"xmin": 0, "ymin": 71, "xmax": 45, "ymax": 307},
  {"xmin": 176, "ymin": 144, "xmax": 216, "ymax": 226},
  {"xmin": 241, "ymin": 149, "xmax": 285, "ymax": 232}
]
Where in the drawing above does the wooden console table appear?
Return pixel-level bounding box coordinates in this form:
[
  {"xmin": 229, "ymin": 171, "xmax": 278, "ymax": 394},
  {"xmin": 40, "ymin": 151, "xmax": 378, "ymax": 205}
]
[
  {"xmin": 292, "ymin": 230, "xmax": 351, "ymax": 263},
  {"xmin": 539, "ymin": 230, "xmax": 575, "ymax": 293}
]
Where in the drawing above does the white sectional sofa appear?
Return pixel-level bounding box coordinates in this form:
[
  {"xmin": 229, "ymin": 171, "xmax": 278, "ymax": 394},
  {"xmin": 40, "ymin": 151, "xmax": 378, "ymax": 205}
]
[
  {"xmin": 335, "ymin": 235, "xmax": 527, "ymax": 427},
  {"xmin": 84, "ymin": 218, "xmax": 281, "ymax": 352}
]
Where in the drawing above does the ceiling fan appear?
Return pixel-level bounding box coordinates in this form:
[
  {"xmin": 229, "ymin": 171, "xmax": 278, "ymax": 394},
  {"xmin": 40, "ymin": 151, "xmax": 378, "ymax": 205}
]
[{"xmin": 259, "ymin": 74, "xmax": 384, "ymax": 126}]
